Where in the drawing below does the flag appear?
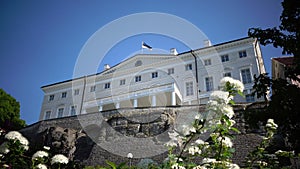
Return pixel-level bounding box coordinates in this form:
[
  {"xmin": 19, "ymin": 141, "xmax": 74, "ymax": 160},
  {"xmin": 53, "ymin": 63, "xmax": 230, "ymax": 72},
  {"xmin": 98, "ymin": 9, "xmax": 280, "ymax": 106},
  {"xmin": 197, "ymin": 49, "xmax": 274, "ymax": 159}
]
[{"xmin": 142, "ymin": 42, "xmax": 152, "ymax": 50}]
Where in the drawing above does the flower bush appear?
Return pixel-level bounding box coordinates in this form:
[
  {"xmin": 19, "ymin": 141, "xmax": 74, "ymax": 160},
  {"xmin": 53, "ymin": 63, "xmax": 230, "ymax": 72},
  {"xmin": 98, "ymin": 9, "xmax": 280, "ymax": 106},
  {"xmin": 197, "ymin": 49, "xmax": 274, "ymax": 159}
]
[
  {"xmin": 0, "ymin": 131, "xmax": 74, "ymax": 169},
  {"xmin": 245, "ymin": 118, "xmax": 300, "ymax": 169},
  {"xmin": 163, "ymin": 77, "xmax": 243, "ymax": 169},
  {"xmin": 162, "ymin": 77, "xmax": 299, "ymax": 169},
  {"xmin": 82, "ymin": 77, "xmax": 300, "ymax": 169}
]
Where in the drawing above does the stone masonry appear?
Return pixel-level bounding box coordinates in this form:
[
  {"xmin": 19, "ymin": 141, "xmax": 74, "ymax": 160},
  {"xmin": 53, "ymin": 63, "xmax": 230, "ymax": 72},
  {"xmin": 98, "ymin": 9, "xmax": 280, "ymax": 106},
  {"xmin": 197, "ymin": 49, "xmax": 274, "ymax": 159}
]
[{"xmin": 20, "ymin": 104, "xmax": 264, "ymax": 167}]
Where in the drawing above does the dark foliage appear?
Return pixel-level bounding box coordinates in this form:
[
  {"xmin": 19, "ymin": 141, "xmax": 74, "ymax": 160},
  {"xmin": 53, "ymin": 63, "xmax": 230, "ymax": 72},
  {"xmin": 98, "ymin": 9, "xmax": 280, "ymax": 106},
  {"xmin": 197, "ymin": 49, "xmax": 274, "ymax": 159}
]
[
  {"xmin": 248, "ymin": 0, "xmax": 300, "ymax": 153},
  {"xmin": 0, "ymin": 88, "xmax": 26, "ymax": 131}
]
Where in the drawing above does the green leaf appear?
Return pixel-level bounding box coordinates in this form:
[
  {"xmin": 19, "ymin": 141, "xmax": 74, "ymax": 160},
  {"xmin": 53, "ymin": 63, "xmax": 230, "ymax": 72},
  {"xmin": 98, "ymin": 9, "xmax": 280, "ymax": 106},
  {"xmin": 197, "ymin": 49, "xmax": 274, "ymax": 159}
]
[
  {"xmin": 106, "ymin": 160, "xmax": 117, "ymax": 169},
  {"xmin": 230, "ymin": 127, "xmax": 240, "ymax": 134},
  {"xmin": 117, "ymin": 162, "xmax": 127, "ymax": 169},
  {"xmin": 229, "ymin": 100, "xmax": 235, "ymax": 105},
  {"xmin": 237, "ymin": 90, "xmax": 244, "ymax": 97}
]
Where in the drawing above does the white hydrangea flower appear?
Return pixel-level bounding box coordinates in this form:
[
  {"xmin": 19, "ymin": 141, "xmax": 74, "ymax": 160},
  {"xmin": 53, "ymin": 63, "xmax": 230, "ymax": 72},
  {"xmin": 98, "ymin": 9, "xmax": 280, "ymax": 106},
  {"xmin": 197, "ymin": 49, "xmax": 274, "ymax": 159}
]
[
  {"xmin": 202, "ymin": 158, "xmax": 216, "ymax": 164},
  {"xmin": 190, "ymin": 127, "xmax": 197, "ymax": 133},
  {"xmin": 0, "ymin": 129, "xmax": 5, "ymax": 136},
  {"xmin": 171, "ymin": 163, "xmax": 186, "ymax": 169},
  {"xmin": 23, "ymin": 145, "xmax": 29, "ymax": 151},
  {"xmin": 18, "ymin": 136, "xmax": 29, "ymax": 146},
  {"xmin": 220, "ymin": 77, "xmax": 244, "ymax": 92},
  {"xmin": 210, "ymin": 91, "xmax": 231, "ymax": 104},
  {"xmin": 193, "ymin": 165, "xmax": 207, "ymax": 169},
  {"xmin": 166, "ymin": 131, "xmax": 183, "ymax": 147},
  {"xmin": 165, "ymin": 141, "xmax": 177, "ymax": 147},
  {"xmin": 36, "ymin": 163, "xmax": 47, "ymax": 169},
  {"xmin": 267, "ymin": 119, "xmax": 275, "ymax": 125},
  {"xmin": 2, "ymin": 164, "xmax": 10, "ymax": 168},
  {"xmin": 5, "ymin": 131, "xmax": 29, "ymax": 146},
  {"xmin": 262, "ymin": 161, "xmax": 268, "ymax": 166},
  {"xmin": 275, "ymin": 150, "xmax": 295, "ymax": 156},
  {"xmin": 32, "ymin": 151, "xmax": 49, "ymax": 160},
  {"xmin": 220, "ymin": 77, "xmax": 234, "ymax": 86},
  {"xmin": 232, "ymin": 79, "xmax": 244, "ymax": 92},
  {"xmin": 256, "ymin": 161, "xmax": 268, "ymax": 166},
  {"xmin": 174, "ymin": 157, "xmax": 183, "ymax": 162},
  {"xmin": 207, "ymin": 101, "xmax": 235, "ymax": 119},
  {"xmin": 217, "ymin": 136, "xmax": 233, "ymax": 148},
  {"xmin": 229, "ymin": 119, "xmax": 236, "ymax": 128},
  {"xmin": 195, "ymin": 139, "xmax": 205, "ymax": 145},
  {"xmin": 0, "ymin": 142, "xmax": 10, "ymax": 154},
  {"xmin": 225, "ymin": 162, "xmax": 240, "ymax": 169},
  {"xmin": 266, "ymin": 119, "xmax": 278, "ymax": 130},
  {"xmin": 5, "ymin": 131, "xmax": 22, "ymax": 141},
  {"xmin": 207, "ymin": 100, "xmax": 218, "ymax": 108},
  {"xmin": 182, "ymin": 125, "xmax": 196, "ymax": 136},
  {"xmin": 275, "ymin": 150, "xmax": 284, "ymax": 154},
  {"xmin": 222, "ymin": 105, "xmax": 234, "ymax": 119},
  {"xmin": 188, "ymin": 146, "xmax": 201, "ymax": 155},
  {"xmin": 51, "ymin": 154, "xmax": 69, "ymax": 165},
  {"xmin": 43, "ymin": 146, "xmax": 50, "ymax": 150},
  {"xmin": 195, "ymin": 114, "xmax": 201, "ymax": 120}
]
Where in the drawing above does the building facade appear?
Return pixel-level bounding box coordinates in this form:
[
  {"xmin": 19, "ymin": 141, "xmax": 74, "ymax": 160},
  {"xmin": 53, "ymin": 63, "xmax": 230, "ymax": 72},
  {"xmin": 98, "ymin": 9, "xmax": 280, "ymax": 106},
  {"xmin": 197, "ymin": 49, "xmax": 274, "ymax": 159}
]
[
  {"xmin": 272, "ymin": 56, "xmax": 294, "ymax": 80},
  {"xmin": 272, "ymin": 56, "xmax": 299, "ymax": 86},
  {"xmin": 39, "ymin": 37, "xmax": 266, "ymax": 121}
]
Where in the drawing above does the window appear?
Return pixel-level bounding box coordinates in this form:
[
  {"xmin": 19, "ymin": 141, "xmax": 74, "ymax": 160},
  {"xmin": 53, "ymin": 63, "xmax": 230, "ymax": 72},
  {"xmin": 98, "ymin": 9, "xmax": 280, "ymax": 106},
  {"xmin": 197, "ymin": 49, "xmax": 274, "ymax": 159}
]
[
  {"xmin": 186, "ymin": 82, "xmax": 194, "ymax": 96},
  {"xmin": 74, "ymin": 89, "xmax": 79, "ymax": 95},
  {"xmin": 152, "ymin": 72, "xmax": 158, "ymax": 78},
  {"xmin": 104, "ymin": 83, "xmax": 110, "ymax": 89},
  {"xmin": 239, "ymin": 50, "xmax": 247, "ymax": 58},
  {"xmin": 57, "ymin": 108, "xmax": 64, "ymax": 118},
  {"xmin": 221, "ymin": 55, "xmax": 229, "ymax": 62},
  {"xmin": 120, "ymin": 79, "xmax": 126, "ymax": 85},
  {"xmin": 45, "ymin": 111, "xmax": 51, "ymax": 120},
  {"xmin": 168, "ymin": 68, "xmax": 174, "ymax": 75},
  {"xmin": 70, "ymin": 105, "xmax": 77, "ymax": 116},
  {"xmin": 205, "ymin": 77, "xmax": 214, "ymax": 91},
  {"xmin": 61, "ymin": 92, "xmax": 67, "ymax": 98},
  {"xmin": 185, "ymin": 64, "xmax": 192, "ymax": 71},
  {"xmin": 90, "ymin": 85, "xmax": 96, "ymax": 92},
  {"xmin": 204, "ymin": 59, "xmax": 211, "ymax": 66},
  {"xmin": 224, "ymin": 72, "xmax": 232, "ymax": 77},
  {"xmin": 241, "ymin": 68, "xmax": 252, "ymax": 84},
  {"xmin": 49, "ymin": 95, "xmax": 54, "ymax": 101},
  {"xmin": 246, "ymin": 94, "xmax": 255, "ymax": 102},
  {"xmin": 135, "ymin": 60, "xmax": 142, "ymax": 67},
  {"xmin": 135, "ymin": 75, "xmax": 141, "ymax": 82}
]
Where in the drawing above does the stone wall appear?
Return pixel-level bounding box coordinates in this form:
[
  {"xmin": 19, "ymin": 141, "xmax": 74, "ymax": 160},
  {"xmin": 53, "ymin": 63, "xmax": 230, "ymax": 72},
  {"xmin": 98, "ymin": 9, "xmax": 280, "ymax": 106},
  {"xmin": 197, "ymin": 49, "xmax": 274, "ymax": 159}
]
[{"xmin": 20, "ymin": 104, "xmax": 264, "ymax": 167}]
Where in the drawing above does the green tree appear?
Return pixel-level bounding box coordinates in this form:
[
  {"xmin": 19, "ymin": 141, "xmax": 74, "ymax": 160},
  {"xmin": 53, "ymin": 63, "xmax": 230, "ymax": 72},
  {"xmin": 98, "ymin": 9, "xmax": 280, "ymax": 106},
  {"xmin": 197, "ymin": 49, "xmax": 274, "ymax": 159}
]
[
  {"xmin": 0, "ymin": 88, "xmax": 26, "ymax": 131},
  {"xmin": 249, "ymin": 0, "xmax": 300, "ymax": 81},
  {"xmin": 248, "ymin": 0, "xmax": 300, "ymax": 153}
]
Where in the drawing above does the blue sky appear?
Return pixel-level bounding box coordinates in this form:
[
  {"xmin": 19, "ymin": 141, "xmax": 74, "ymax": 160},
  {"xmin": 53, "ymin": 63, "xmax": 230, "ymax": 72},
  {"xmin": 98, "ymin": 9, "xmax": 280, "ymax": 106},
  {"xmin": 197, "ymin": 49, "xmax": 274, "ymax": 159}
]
[{"xmin": 0, "ymin": 0, "xmax": 283, "ymax": 125}]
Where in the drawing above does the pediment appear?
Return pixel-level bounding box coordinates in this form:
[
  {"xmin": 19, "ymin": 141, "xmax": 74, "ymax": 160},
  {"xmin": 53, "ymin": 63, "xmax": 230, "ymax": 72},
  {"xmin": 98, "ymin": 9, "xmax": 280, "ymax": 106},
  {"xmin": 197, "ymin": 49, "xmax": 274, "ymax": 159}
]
[{"xmin": 109, "ymin": 54, "xmax": 175, "ymax": 73}]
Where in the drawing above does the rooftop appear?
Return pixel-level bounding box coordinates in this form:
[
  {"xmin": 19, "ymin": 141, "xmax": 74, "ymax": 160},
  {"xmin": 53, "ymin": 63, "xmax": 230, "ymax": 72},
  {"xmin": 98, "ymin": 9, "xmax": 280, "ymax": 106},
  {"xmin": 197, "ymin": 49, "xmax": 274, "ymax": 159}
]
[
  {"xmin": 273, "ymin": 56, "xmax": 294, "ymax": 66},
  {"xmin": 41, "ymin": 37, "xmax": 254, "ymax": 89}
]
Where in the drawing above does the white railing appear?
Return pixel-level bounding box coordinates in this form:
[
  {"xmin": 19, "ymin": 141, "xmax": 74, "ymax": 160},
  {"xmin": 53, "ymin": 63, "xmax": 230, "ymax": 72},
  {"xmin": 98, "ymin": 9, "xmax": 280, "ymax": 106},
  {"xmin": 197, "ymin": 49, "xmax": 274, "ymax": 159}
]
[{"xmin": 84, "ymin": 81, "xmax": 183, "ymax": 106}]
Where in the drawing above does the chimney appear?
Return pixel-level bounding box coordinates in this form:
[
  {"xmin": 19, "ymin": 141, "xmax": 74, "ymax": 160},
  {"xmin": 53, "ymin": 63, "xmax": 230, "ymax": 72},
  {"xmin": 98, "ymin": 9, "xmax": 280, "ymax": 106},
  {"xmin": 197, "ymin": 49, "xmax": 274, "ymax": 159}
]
[
  {"xmin": 104, "ymin": 64, "xmax": 110, "ymax": 70},
  {"xmin": 204, "ymin": 39, "xmax": 212, "ymax": 47},
  {"xmin": 170, "ymin": 48, "xmax": 178, "ymax": 55}
]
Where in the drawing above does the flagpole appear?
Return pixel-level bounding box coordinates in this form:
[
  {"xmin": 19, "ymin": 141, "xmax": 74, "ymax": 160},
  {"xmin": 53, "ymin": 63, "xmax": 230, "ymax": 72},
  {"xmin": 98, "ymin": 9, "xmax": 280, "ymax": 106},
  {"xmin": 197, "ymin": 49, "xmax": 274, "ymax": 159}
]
[{"xmin": 141, "ymin": 41, "xmax": 144, "ymax": 54}]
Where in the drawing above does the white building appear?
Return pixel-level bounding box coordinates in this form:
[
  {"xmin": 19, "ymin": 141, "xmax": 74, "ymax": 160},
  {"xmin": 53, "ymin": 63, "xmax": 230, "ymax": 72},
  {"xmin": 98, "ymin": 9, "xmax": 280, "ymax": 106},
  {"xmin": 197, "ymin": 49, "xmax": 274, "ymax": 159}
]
[{"xmin": 39, "ymin": 37, "xmax": 266, "ymax": 121}]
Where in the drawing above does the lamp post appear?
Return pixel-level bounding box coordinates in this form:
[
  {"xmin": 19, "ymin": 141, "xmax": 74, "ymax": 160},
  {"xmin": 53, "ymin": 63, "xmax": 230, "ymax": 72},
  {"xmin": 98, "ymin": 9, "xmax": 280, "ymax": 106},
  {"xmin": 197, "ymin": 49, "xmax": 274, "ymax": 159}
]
[
  {"xmin": 127, "ymin": 152, "xmax": 133, "ymax": 168},
  {"xmin": 191, "ymin": 50, "xmax": 200, "ymax": 105}
]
